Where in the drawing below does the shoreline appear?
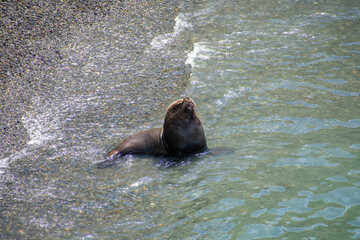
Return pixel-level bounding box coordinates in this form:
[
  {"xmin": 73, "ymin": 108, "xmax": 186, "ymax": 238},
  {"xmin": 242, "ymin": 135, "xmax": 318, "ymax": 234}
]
[{"xmin": 0, "ymin": 0, "xmax": 199, "ymax": 159}]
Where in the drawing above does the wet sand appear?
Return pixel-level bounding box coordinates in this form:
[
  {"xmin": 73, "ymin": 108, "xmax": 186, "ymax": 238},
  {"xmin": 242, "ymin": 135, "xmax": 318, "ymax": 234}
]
[{"xmin": 1, "ymin": 0, "xmax": 199, "ymax": 159}]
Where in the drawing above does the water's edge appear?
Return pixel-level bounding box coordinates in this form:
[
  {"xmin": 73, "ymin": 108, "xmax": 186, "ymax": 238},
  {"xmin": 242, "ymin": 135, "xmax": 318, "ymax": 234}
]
[{"xmin": 0, "ymin": 0, "xmax": 201, "ymax": 159}]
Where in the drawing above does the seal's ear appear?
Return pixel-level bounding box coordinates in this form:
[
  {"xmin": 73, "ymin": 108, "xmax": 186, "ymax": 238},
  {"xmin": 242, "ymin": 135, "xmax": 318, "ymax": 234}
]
[
  {"xmin": 166, "ymin": 99, "xmax": 183, "ymax": 112},
  {"xmin": 164, "ymin": 99, "xmax": 183, "ymax": 121}
]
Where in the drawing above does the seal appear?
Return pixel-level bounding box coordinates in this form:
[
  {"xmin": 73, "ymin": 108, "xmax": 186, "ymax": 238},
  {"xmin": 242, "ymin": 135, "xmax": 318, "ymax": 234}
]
[{"xmin": 106, "ymin": 97, "xmax": 207, "ymax": 160}]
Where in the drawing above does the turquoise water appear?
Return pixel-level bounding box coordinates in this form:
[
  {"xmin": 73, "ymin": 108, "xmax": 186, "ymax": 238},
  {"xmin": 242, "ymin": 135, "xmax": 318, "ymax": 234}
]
[
  {"xmin": 179, "ymin": 1, "xmax": 360, "ymax": 239},
  {"xmin": 1, "ymin": 0, "xmax": 360, "ymax": 239},
  {"xmin": 178, "ymin": 1, "xmax": 360, "ymax": 238}
]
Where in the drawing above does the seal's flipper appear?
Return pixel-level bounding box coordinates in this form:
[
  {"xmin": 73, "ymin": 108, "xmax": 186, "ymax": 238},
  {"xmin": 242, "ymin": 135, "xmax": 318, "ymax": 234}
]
[
  {"xmin": 107, "ymin": 149, "xmax": 121, "ymax": 160},
  {"xmin": 96, "ymin": 158, "xmax": 117, "ymax": 169}
]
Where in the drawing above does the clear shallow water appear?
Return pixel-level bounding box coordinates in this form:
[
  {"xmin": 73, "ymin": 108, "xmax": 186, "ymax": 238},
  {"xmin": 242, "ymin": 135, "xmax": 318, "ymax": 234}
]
[{"xmin": 1, "ymin": 0, "xmax": 360, "ymax": 239}]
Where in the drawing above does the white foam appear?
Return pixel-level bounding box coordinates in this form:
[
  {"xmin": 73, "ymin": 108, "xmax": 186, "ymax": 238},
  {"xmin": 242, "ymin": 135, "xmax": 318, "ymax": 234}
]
[
  {"xmin": 130, "ymin": 176, "xmax": 153, "ymax": 187},
  {"xmin": 150, "ymin": 13, "xmax": 192, "ymax": 49},
  {"xmin": 21, "ymin": 96, "xmax": 63, "ymax": 146},
  {"xmin": 0, "ymin": 157, "xmax": 10, "ymax": 174},
  {"xmin": 185, "ymin": 42, "xmax": 215, "ymax": 68},
  {"xmin": 22, "ymin": 111, "xmax": 56, "ymax": 145},
  {"xmin": 0, "ymin": 148, "xmax": 28, "ymax": 176}
]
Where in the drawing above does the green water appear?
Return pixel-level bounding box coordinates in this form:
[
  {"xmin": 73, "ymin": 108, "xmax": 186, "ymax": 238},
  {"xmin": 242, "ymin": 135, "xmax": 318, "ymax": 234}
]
[
  {"xmin": 180, "ymin": 0, "xmax": 360, "ymax": 238},
  {"xmin": 1, "ymin": 0, "xmax": 359, "ymax": 239}
]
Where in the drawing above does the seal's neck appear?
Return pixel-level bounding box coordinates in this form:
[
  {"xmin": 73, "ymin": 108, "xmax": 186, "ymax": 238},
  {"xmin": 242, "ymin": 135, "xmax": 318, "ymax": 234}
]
[
  {"xmin": 160, "ymin": 129, "xmax": 168, "ymax": 151},
  {"xmin": 160, "ymin": 129, "xmax": 178, "ymax": 156}
]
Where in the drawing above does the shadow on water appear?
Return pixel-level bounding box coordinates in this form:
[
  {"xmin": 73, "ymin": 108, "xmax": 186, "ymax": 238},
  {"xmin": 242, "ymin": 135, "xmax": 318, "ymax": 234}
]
[
  {"xmin": 95, "ymin": 154, "xmax": 195, "ymax": 169},
  {"xmin": 154, "ymin": 147, "xmax": 236, "ymax": 168},
  {"xmin": 96, "ymin": 147, "xmax": 236, "ymax": 169}
]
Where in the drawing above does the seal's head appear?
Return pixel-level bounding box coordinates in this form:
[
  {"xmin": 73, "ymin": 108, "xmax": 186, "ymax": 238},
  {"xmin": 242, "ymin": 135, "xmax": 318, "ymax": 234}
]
[
  {"xmin": 162, "ymin": 97, "xmax": 207, "ymax": 156},
  {"xmin": 165, "ymin": 97, "xmax": 198, "ymax": 123}
]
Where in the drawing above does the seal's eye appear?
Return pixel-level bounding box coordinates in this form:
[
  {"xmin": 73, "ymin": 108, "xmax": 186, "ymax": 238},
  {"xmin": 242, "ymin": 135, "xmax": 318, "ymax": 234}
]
[{"xmin": 175, "ymin": 103, "xmax": 182, "ymax": 110}]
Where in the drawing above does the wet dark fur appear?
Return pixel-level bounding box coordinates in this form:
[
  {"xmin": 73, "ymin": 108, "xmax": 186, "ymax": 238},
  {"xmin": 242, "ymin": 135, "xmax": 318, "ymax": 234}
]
[
  {"xmin": 100, "ymin": 97, "xmax": 207, "ymax": 167},
  {"xmin": 162, "ymin": 97, "xmax": 207, "ymax": 156}
]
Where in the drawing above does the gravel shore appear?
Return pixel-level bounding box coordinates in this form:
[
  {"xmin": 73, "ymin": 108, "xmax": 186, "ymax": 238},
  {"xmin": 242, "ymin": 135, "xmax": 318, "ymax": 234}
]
[{"xmin": 0, "ymin": 0, "xmax": 199, "ymax": 159}]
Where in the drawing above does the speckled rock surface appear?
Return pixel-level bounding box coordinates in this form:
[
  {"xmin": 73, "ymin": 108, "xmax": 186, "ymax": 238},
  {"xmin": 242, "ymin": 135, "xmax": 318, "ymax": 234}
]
[{"xmin": 0, "ymin": 0, "xmax": 202, "ymax": 158}]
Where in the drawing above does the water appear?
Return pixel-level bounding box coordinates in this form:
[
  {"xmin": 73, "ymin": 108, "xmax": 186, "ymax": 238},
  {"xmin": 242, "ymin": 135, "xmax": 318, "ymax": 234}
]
[{"xmin": 1, "ymin": 0, "xmax": 360, "ymax": 239}]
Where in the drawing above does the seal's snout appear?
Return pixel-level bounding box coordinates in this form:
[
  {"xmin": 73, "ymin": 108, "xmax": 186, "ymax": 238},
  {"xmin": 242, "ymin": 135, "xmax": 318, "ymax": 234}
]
[
  {"xmin": 188, "ymin": 101, "xmax": 194, "ymax": 110},
  {"xmin": 183, "ymin": 97, "xmax": 195, "ymax": 111},
  {"xmin": 183, "ymin": 97, "xmax": 195, "ymax": 105}
]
